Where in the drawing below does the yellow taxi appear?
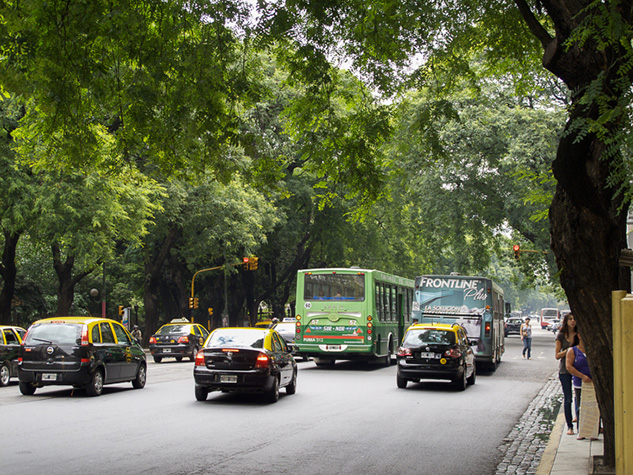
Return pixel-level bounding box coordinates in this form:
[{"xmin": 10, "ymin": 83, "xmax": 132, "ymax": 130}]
[
  {"xmin": 396, "ymin": 322, "xmax": 476, "ymax": 391},
  {"xmin": 18, "ymin": 317, "xmax": 146, "ymax": 396},
  {"xmin": 1, "ymin": 325, "xmax": 26, "ymax": 386}
]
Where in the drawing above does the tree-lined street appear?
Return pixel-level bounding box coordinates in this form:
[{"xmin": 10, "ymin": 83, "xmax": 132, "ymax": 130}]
[{"xmin": 1, "ymin": 330, "xmax": 559, "ymax": 474}]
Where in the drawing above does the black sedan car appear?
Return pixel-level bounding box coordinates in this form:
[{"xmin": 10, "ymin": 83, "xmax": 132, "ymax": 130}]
[
  {"xmin": 193, "ymin": 327, "xmax": 297, "ymax": 403},
  {"xmin": 149, "ymin": 321, "xmax": 209, "ymax": 363},
  {"xmin": 396, "ymin": 323, "xmax": 475, "ymax": 391},
  {"xmin": 504, "ymin": 317, "xmax": 524, "ymax": 336},
  {"xmin": 272, "ymin": 321, "xmax": 299, "ymax": 355}
]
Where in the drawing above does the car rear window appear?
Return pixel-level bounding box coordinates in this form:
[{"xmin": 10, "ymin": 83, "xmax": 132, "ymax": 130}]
[
  {"xmin": 156, "ymin": 325, "xmax": 189, "ymax": 335},
  {"xmin": 25, "ymin": 323, "xmax": 82, "ymax": 346},
  {"xmin": 404, "ymin": 329, "xmax": 455, "ymax": 346},
  {"xmin": 205, "ymin": 329, "xmax": 266, "ymax": 349}
]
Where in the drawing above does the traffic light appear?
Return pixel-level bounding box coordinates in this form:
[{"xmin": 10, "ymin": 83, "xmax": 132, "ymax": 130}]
[
  {"xmin": 249, "ymin": 257, "xmax": 259, "ymax": 270},
  {"xmin": 189, "ymin": 297, "xmax": 195, "ymax": 309},
  {"xmin": 208, "ymin": 307, "xmax": 214, "ymax": 316},
  {"xmin": 513, "ymin": 244, "xmax": 521, "ymax": 260},
  {"xmin": 243, "ymin": 257, "xmax": 250, "ymax": 270},
  {"xmin": 193, "ymin": 297, "xmax": 199, "ymax": 309},
  {"xmin": 118, "ymin": 305, "xmax": 124, "ymax": 316}
]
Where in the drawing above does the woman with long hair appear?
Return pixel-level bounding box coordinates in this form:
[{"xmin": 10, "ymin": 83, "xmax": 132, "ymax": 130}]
[{"xmin": 556, "ymin": 312, "xmax": 578, "ymax": 435}]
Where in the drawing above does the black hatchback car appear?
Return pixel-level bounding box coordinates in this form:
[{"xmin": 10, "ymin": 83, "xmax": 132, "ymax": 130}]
[
  {"xmin": 18, "ymin": 317, "xmax": 146, "ymax": 396},
  {"xmin": 396, "ymin": 323, "xmax": 475, "ymax": 391},
  {"xmin": 193, "ymin": 327, "xmax": 297, "ymax": 403},
  {"xmin": 149, "ymin": 321, "xmax": 209, "ymax": 363},
  {"xmin": 1, "ymin": 325, "xmax": 26, "ymax": 386}
]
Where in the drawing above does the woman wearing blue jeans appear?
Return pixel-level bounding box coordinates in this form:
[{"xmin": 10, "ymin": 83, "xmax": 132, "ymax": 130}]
[
  {"xmin": 521, "ymin": 317, "xmax": 532, "ymax": 359},
  {"xmin": 556, "ymin": 313, "xmax": 578, "ymax": 435}
]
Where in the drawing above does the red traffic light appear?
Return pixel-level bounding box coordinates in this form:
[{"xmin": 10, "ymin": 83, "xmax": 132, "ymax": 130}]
[
  {"xmin": 513, "ymin": 244, "xmax": 520, "ymax": 252},
  {"xmin": 243, "ymin": 257, "xmax": 250, "ymax": 263}
]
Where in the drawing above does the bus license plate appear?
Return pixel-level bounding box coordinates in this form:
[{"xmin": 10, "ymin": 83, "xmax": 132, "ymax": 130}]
[
  {"xmin": 220, "ymin": 375, "xmax": 237, "ymax": 383},
  {"xmin": 419, "ymin": 352, "xmax": 439, "ymax": 359},
  {"xmin": 42, "ymin": 373, "xmax": 57, "ymax": 381},
  {"xmin": 326, "ymin": 345, "xmax": 341, "ymax": 351}
]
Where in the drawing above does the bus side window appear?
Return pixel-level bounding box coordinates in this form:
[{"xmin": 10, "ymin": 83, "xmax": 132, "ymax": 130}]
[{"xmin": 391, "ymin": 287, "xmax": 397, "ymax": 322}]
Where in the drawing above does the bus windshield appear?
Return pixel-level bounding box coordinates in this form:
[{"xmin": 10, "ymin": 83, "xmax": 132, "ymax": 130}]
[
  {"xmin": 416, "ymin": 277, "xmax": 488, "ymax": 316},
  {"xmin": 303, "ymin": 273, "xmax": 365, "ymax": 301}
]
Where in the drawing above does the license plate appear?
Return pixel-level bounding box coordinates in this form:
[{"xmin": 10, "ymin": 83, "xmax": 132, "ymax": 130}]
[
  {"xmin": 163, "ymin": 348, "xmax": 171, "ymax": 353},
  {"xmin": 419, "ymin": 352, "xmax": 439, "ymax": 359},
  {"xmin": 220, "ymin": 375, "xmax": 237, "ymax": 383},
  {"xmin": 42, "ymin": 373, "xmax": 57, "ymax": 381},
  {"xmin": 326, "ymin": 345, "xmax": 341, "ymax": 351}
]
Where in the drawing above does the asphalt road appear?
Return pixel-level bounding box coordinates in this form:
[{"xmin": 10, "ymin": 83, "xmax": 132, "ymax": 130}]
[{"xmin": 0, "ymin": 327, "xmax": 559, "ymax": 475}]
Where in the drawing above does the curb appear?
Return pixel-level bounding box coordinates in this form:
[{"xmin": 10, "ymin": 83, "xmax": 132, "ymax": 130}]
[{"xmin": 535, "ymin": 411, "xmax": 565, "ymax": 474}]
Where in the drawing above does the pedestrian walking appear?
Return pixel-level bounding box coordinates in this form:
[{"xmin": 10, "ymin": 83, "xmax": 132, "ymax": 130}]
[
  {"xmin": 521, "ymin": 317, "xmax": 532, "ymax": 359},
  {"xmin": 131, "ymin": 325, "xmax": 142, "ymax": 345},
  {"xmin": 565, "ymin": 333, "xmax": 600, "ymax": 440},
  {"xmin": 555, "ymin": 312, "xmax": 578, "ymax": 435}
]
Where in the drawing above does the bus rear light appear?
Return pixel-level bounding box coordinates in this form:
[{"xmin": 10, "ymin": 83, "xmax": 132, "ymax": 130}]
[
  {"xmin": 398, "ymin": 347, "xmax": 411, "ymax": 357},
  {"xmin": 367, "ymin": 322, "xmax": 373, "ymax": 328},
  {"xmin": 367, "ymin": 316, "xmax": 372, "ymax": 321},
  {"xmin": 296, "ymin": 315, "xmax": 301, "ymax": 321},
  {"xmin": 254, "ymin": 352, "xmax": 270, "ymax": 369}
]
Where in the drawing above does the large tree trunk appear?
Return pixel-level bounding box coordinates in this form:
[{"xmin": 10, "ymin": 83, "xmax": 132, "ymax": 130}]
[
  {"xmin": 549, "ymin": 115, "xmax": 629, "ymax": 467},
  {"xmin": 515, "ymin": 1, "xmax": 633, "ymax": 467},
  {"xmin": 143, "ymin": 227, "xmax": 179, "ymax": 341},
  {"xmin": 51, "ymin": 244, "xmax": 93, "ymax": 316},
  {"xmin": 0, "ymin": 231, "xmax": 20, "ymax": 324}
]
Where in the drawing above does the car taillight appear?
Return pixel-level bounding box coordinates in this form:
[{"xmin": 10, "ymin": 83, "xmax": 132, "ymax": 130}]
[
  {"xmin": 485, "ymin": 322, "xmax": 491, "ymax": 336},
  {"xmin": 254, "ymin": 352, "xmax": 270, "ymax": 369},
  {"xmin": 195, "ymin": 351, "xmax": 205, "ymax": 366},
  {"xmin": 81, "ymin": 325, "xmax": 89, "ymax": 346},
  {"xmin": 178, "ymin": 336, "xmax": 189, "ymax": 344},
  {"xmin": 397, "ymin": 347, "xmax": 411, "ymax": 357},
  {"xmin": 149, "ymin": 336, "xmax": 156, "ymax": 344},
  {"xmin": 444, "ymin": 348, "xmax": 462, "ymax": 358}
]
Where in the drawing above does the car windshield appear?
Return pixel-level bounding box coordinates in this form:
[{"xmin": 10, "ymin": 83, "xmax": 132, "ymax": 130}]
[
  {"xmin": 205, "ymin": 329, "xmax": 266, "ymax": 349},
  {"xmin": 25, "ymin": 323, "xmax": 82, "ymax": 345},
  {"xmin": 404, "ymin": 329, "xmax": 455, "ymax": 346},
  {"xmin": 509, "ymin": 318, "xmax": 523, "ymax": 324},
  {"xmin": 156, "ymin": 325, "xmax": 190, "ymax": 335}
]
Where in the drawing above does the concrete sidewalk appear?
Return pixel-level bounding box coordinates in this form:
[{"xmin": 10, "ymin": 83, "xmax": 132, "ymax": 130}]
[{"xmin": 536, "ymin": 411, "xmax": 604, "ymax": 475}]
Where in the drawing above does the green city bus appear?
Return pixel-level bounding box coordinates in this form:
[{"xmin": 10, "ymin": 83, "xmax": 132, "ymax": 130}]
[
  {"xmin": 413, "ymin": 274, "xmax": 505, "ymax": 370},
  {"xmin": 294, "ymin": 268, "xmax": 414, "ymax": 366}
]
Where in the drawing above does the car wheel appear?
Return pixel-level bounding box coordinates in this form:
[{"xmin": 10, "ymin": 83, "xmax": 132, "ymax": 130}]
[
  {"xmin": 396, "ymin": 374, "xmax": 408, "ymax": 389},
  {"xmin": 454, "ymin": 365, "xmax": 467, "ymax": 391},
  {"xmin": 0, "ymin": 362, "xmax": 10, "ymax": 387},
  {"xmin": 265, "ymin": 376, "xmax": 280, "ymax": 403},
  {"xmin": 467, "ymin": 364, "xmax": 476, "ymax": 386},
  {"xmin": 286, "ymin": 370, "xmax": 297, "ymax": 395},
  {"xmin": 195, "ymin": 385, "xmax": 208, "ymax": 401},
  {"xmin": 19, "ymin": 381, "xmax": 36, "ymax": 395},
  {"xmin": 86, "ymin": 369, "xmax": 104, "ymax": 397},
  {"xmin": 132, "ymin": 363, "xmax": 147, "ymax": 389},
  {"xmin": 383, "ymin": 344, "xmax": 392, "ymax": 367},
  {"xmin": 153, "ymin": 356, "xmax": 162, "ymax": 363}
]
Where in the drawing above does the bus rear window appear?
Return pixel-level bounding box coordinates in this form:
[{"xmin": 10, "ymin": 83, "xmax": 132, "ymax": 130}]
[{"xmin": 304, "ymin": 273, "xmax": 365, "ymax": 301}]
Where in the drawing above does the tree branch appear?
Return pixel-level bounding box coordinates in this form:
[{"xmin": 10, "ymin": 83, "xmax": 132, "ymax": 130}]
[{"xmin": 514, "ymin": 0, "xmax": 553, "ymax": 48}]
